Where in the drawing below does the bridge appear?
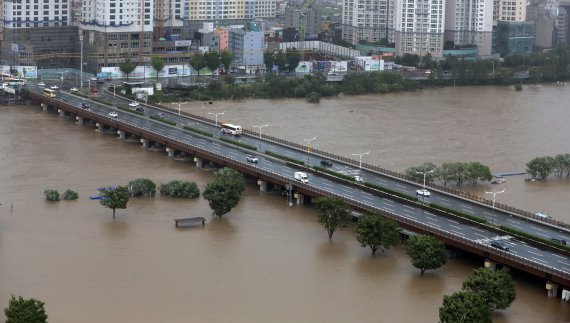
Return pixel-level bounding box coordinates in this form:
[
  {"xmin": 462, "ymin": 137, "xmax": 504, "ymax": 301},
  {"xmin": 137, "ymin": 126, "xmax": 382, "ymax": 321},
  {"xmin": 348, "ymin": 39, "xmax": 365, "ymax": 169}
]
[{"xmin": 23, "ymin": 86, "xmax": 570, "ymax": 296}]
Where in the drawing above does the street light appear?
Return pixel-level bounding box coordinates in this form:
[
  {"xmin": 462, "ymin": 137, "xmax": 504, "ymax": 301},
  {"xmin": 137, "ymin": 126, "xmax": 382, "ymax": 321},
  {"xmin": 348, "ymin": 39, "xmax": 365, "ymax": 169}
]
[
  {"xmin": 79, "ymin": 33, "xmax": 83, "ymax": 90},
  {"xmin": 209, "ymin": 111, "xmax": 225, "ymax": 127},
  {"xmin": 253, "ymin": 123, "xmax": 269, "ymax": 151},
  {"xmin": 352, "ymin": 150, "xmax": 370, "ymax": 169},
  {"xmin": 485, "ymin": 188, "xmax": 505, "ymax": 226},
  {"xmin": 303, "ymin": 136, "xmax": 317, "ymax": 165},
  {"xmin": 415, "ymin": 169, "xmax": 434, "ymax": 189},
  {"xmin": 176, "ymin": 100, "xmax": 188, "ymax": 125}
]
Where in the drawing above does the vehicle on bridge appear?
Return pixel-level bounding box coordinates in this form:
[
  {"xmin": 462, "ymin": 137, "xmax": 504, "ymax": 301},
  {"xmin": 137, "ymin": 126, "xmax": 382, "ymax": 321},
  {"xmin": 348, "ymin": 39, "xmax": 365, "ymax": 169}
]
[
  {"xmin": 129, "ymin": 101, "xmax": 139, "ymax": 107},
  {"xmin": 108, "ymin": 112, "xmax": 119, "ymax": 118},
  {"xmin": 43, "ymin": 88, "xmax": 57, "ymax": 98},
  {"xmin": 294, "ymin": 172, "xmax": 309, "ymax": 183},
  {"xmin": 246, "ymin": 155, "xmax": 258, "ymax": 163},
  {"xmin": 416, "ymin": 189, "xmax": 430, "ymax": 197},
  {"xmin": 491, "ymin": 241, "xmax": 510, "ymax": 251},
  {"xmin": 320, "ymin": 160, "xmax": 333, "ymax": 167},
  {"xmin": 221, "ymin": 123, "xmax": 243, "ymax": 135}
]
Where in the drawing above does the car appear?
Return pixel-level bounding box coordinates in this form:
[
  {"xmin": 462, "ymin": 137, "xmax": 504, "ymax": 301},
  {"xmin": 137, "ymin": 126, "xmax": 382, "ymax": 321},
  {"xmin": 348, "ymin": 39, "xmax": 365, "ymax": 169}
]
[
  {"xmin": 246, "ymin": 155, "xmax": 258, "ymax": 163},
  {"xmin": 416, "ymin": 189, "xmax": 431, "ymax": 197},
  {"xmin": 135, "ymin": 107, "xmax": 144, "ymax": 112},
  {"xmin": 50, "ymin": 85, "xmax": 59, "ymax": 90},
  {"xmin": 155, "ymin": 112, "xmax": 166, "ymax": 118},
  {"xmin": 129, "ymin": 102, "xmax": 139, "ymax": 107},
  {"xmin": 81, "ymin": 102, "xmax": 89, "ymax": 109},
  {"xmin": 37, "ymin": 82, "xmax": 45, "ymax": 87},
  {"xmin": 320, "ymin": 160, "xmax": 333, "ymax": 167},
  {"xmin": 354, "ymin": 175, "xmax": 364, "ymax": 183},
  {"xmin": 108, "ymin": 112, "xmax": 119, "ymax": 118},
  {"xmin": 490, "ymin": 241, "xmax": 510, "ymax": 251},
  {"xmin": 551, "ymin": 238, "xmax": 567, "ymax": 245},
  {"xmin": 70, "ymin": 87, "xmax": 78, "ymax": 92}
]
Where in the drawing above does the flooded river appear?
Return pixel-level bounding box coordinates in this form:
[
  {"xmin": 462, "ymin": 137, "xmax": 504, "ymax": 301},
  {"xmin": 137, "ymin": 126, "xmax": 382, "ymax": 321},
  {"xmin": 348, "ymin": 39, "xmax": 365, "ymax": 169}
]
[{"xmin": 1, "ymin": 84, "xmax": 570, "ymax": 322}]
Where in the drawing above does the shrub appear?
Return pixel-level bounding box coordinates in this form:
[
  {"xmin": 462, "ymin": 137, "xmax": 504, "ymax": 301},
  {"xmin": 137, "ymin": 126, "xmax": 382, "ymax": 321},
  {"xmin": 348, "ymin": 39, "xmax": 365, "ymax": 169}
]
[
  {"xmin": 219, "ymin": 137, "xmax": 257, "ymax": 151},
  {"xmin": 305, "ymin": 91, "xmax": 321, "ymax": 103},
  {"xmin": 62, "ymin": 189, "xmax": 79, "ymax": 200},
  {"xmin": 44, "ymin": 189, "xmax": 60, "ymax": 201},
  {"xmin": 183, "ymin": 125, "xmax": 213, "ymax": 137},
  {"xmin": 159, "ymin": 180, "xmax": 200, "ymax": 198},
  {"xmin": 128, "ymin": 178, "xmax": 157, "ymax": 196},
  {"xmin": 265, "ymin": 151, "xmax": 305, "ymax": 165}
]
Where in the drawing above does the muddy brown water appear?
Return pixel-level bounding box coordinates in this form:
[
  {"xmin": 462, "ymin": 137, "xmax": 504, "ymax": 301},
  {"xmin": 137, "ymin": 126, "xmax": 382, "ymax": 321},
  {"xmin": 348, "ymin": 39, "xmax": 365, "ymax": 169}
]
[{"xmin": 1, "ymin": 84, "xmax": 569, "ymax": 322}]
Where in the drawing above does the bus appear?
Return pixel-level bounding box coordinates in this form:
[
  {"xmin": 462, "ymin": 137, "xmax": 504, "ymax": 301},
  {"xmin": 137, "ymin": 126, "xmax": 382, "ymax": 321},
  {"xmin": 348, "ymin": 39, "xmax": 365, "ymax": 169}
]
[
  {"xmin": 220, "ymin": 123, "xmax": 243, "ymax": 135},
  {"xmin": 43, "ymin": 88, "xmax": 57, "ymax": 98},
  {"xmin": 5, "ymin": 78, "xmax": 26, "ymax": 86}
]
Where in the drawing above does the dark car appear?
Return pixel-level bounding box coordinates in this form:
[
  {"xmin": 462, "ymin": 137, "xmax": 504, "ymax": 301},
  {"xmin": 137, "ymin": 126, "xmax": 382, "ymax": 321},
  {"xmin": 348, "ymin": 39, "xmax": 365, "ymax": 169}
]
[
  {"xmin": 320, "ymin": 160, "xmax": 333, "ymax": 167},
  {"xmin": 135, "ymin": 107, "xmax": 144, "ymax": 112},
  {"xmin": 81, "ymin": 102, "xmax": 89, "ymax": 109},
  {"xmin": 491, "ymin": 241, "xmax": 510, "ymax": 251},
  {"xmin": 551, "ymin": 238, "xmax": 567, "ymax": 245}
]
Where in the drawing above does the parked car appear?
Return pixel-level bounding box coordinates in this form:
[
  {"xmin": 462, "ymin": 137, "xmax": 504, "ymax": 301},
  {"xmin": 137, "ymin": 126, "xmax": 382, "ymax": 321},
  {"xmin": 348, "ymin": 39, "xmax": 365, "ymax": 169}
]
[
  {"xmin": 490, "ymin": 241, "xmax": 510, "ymax": 251},
  {"xmin": 37, "ymin": 82, "xmax": 45, "ymax": 87},
  {"xmin": 108, "ymin": 112, "xmax": 119, "ymax": 118},
  {"xmin": 416, "ymin": 189, "xmax": 431, "ymax": 197},
  {"xmin": 70, "ymin": 87, "xmax": 78, "ymax": 92},
  {"xmin": 129, "ymin": 102, "xmax": 139, "ymax": 107},
  {"xmin": 50, "ymin": 85, "xmax": 59, "ymax": 90},
  {"xmin": 320, "ymin": 160, "xmax": 333, "ymax": 167},
  {"xmin": 246, "ymin": 155, "xmax": 258, "ymax": 163}
]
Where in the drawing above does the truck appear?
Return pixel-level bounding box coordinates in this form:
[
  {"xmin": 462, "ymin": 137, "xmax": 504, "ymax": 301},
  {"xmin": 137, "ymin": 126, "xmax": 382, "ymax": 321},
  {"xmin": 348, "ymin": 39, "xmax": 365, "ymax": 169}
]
[{"xmin": 294, "ymin": 172, "xmax": 309, "ymax": 184}]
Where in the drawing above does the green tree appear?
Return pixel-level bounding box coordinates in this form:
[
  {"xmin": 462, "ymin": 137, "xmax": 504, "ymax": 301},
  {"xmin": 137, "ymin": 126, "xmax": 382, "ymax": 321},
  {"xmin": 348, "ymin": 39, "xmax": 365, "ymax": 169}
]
[
  {"xmin": 62, "ymin": 189, "xmax": 79, "ymax": 200},
  {"xmin": 462, "ymin": 268, "xmax": 516, "ymax": 311},
  {"xmin": 285, "ymin": 51, "xmax": 301, "ymax": 72},
  {"xmin": 465, "ymin": 162, "xmax": 492, "ymax": 185},
  {"xmin": 205, "ymin": 51, "xmax": 221, "ymax": 74},
  {"xmin": 190, "ymin": 53, "xmax": 207, "ymax": 76},
  {"xmin": 439, "ymin": 291, "xmax": 491, "ymax": 323},
  {"xmin": 150, "ymin": 55, "xmax": 165, "ymax": 81},
  {"xmin": 220, "ymin": 49, "xmax": 234, "ymax": 73},
  {"xmin": 274, "ymin": 52, "xmax": 287, "ymax": 72},
  {"xmin": 405, "ymin": 162, "xmax": 437, "ymax": 183},
  {"xmin": 405, "ymin": 235, "xmax": 447, "ymax": 274},
  {"xmin": 264, "ymin": 51, "xmax": 276, "ymax": 71},
  {"xmin": 128, "ymin": 178, "xmax": 157, "ymax": 197},
  {"xmin": 98, "ymin": 186, "xmax": 130, "ymax": 219},
  {"xmin": 553, "ymin": 154, "xmax": 570, "ymax": 177},
  {"xmin": 159, "ymin": 180, "xmax": 200, "ymax": 198},
  {"xmin": 4, "ymin": 295, "xmax": 48, "ymax": 323},
  {"xmin": 355, "ymin": 212, "xmax": 400, "ymax": 255},
  {"xmin": 43, "ymin": 189, "xmax": 60, "ymax": 201},
  {"xmin": 315, "ymin": 196, "xmax": 351, "ymax": 239},
  {"xmin": 526, "ymin": 156, "xmax": 555, "ymax": 179},
  {"xmin": 202, "ymin": 167, "xmax": 246, "ymax": 219},
  {"xmin": 119, "ymin": 58, "xmax": 136, "ymax": 79}
]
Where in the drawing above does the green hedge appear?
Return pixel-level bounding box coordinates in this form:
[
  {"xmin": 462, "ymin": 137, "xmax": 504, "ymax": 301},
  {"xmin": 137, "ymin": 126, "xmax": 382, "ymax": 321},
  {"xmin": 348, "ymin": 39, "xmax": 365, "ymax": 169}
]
[
  {"xmin": 150, "ymin": 115, "xmax": 176, "ymax": 126},
  {"xmin": 183, "ymin": 126, "xmax": 213, "ymax": 137},
  {"xmin": 265, "ymin": 151, "xmax": 304, "ymax": 165},
  {"xmin": 429, "ymin": 203, "xmax": 487, "ymax": 224},
  {"xmin": 363, "ymin": 182, "xmax": 418, "ymax": 202},
  {"xmin": 219, "ymin": 137, "xmax": 257, "ymax": 151},
  {"xmin": 313, "ymin": 165, "xmax": 355, "ymax": 182},
  {"xmin": 117, "ymin": 105, "xmax": 144, "ymax": 116},
  {"xmin": 499, "ymin": 225, "xmax": 570, "ymax": 253}
]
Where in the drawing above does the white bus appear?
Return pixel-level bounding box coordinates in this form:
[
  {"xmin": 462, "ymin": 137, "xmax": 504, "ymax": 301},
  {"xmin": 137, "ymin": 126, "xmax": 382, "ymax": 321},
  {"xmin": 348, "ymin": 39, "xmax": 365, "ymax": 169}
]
[
  {"xmin": 43, "ymin": 88, "xmax": 57, "ymax": 98},
  {"xmin": 6, "ymin": 78, "xmax": 26, "ymax": 86},
  {"xmin": 220, "ymin": 123, "xmax": 243, "ymax": 135}
]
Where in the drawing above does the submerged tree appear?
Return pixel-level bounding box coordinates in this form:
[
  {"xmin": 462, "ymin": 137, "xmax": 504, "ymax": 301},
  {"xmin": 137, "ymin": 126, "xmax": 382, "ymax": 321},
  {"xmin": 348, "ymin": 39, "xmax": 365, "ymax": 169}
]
[
  {"xmin": 405, "ymin": 235, "xmax": 447, "ymax": 274},
  {"xmin": 355, "ymin": 212, "xmax": 400, "ymax": 255},
  {"xmin": 462, "ymin": 268, "xmax": 516, "ymax": 311},
  {"xmin": 315, "ymin": 196, "xmax": 351, "ymax": 239},
  {"xmin": 4, "ymin": 295, "xmax": 48, "ymax": 323},
  {"xmin": 202, "ymin": 168, "xmax": 246, "ymax": 219},
  {"xmin": 98, "ymin": 186, "xmax": 130, "ymax": 219},
  {"xmin": 439, "ymin": 291, "xmax": 491, "ymax": 323}
]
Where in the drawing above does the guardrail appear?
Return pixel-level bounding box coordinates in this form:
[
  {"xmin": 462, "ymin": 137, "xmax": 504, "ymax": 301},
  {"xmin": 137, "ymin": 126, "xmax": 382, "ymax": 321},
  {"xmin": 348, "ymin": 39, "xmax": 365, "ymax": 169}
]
[{"xmin": 31, "ymin": 90, "xmax": 570, "ymax": 285}]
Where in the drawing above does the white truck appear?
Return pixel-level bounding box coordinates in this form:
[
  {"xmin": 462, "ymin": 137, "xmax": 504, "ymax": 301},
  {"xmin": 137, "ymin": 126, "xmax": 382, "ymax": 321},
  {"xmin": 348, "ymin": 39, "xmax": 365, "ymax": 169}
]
[{"xmin": 294, "ymin": 172, "xmax": 309, "ymax": 184}]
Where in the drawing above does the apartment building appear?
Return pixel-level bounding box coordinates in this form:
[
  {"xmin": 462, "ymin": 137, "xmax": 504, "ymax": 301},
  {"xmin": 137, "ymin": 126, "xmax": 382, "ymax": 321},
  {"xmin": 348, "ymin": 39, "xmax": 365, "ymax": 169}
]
[
  {"xmin": 0, "ymin": 0, "xmax": 77, "ymax": 68},
  {"xmin": 394, "ymin": 0, "xmax": 446, "ymax": 58},
  {"xmin": 284, "ymin": 3, "xmax": 322, "ymax": 37},
  {"xmin": 445, "ymin": 0, "xmax": 494, "ymax": 56},
  {"xmin": 186, "ymin": 0, "xmax": 275, "ymax": 20},
  {"xmin": 493, "ymin": 0, "xmax": 526, "ymax": 23},
  {"xmin": 342, "ymin": 0, "xmax": 395, "ymax": 44},
  {"xmin": 228, "ymin": 29, "xmax": 264, "ymax": 69}
]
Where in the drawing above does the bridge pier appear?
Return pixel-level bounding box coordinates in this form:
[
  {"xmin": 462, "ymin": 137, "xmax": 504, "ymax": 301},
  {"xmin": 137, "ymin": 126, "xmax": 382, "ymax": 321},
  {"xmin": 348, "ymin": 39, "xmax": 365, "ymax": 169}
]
[
  {"xmin": 194, "ymin": 157, "xmax": 203, "ymax": 168},
  {"xmin": 141, "ymin": 138, "xmax": 150, "ymax": 149},
  {"xmin": 41, "ymin": 103, "xmax": 48, "ymax": 111},
  {"xmin": 76, "ymin": 116, "xmax": 84, "ymax": 124},
  {"xmin": 95, "ymin": 122, "xmax": 104, "ymax": 132},
  {"xmin": 166, "ymin": 147, "xmax": 176, "ymax": 158},
  {"xmin": 117, "ymin": 130, "xmax": 126, "ymax": 140},
  {"xmin": 58, "ymin": 109, "xmax": 66, "ymax": 117},
  {"xmin": 546, "ymin": 282, "xmax": 559, "ymax": 297},
  {"xmin": 257, "ymin": 180, "xmax": 267, "ymax": 192},
  {"xmin": 294, "ymin": 192, "xmax": 304, "ymax": 205},
  {"xmin": 484, "ymin": 259, "xmax": 496, "ymax": 270}
]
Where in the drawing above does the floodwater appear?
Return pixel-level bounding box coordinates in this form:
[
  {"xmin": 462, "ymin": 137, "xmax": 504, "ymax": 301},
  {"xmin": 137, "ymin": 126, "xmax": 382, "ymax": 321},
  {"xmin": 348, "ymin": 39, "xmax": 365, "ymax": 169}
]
[{"xmin": 1, "ymin": 84, "xmax": 569, "ymax": 322}]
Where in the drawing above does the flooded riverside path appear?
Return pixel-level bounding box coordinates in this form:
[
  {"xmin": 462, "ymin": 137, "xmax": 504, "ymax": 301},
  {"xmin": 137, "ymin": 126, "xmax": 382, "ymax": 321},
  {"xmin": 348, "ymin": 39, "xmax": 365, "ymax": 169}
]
[{"xmin": 0, "ymin": 84, "xmax": 569, "ymax": 322}]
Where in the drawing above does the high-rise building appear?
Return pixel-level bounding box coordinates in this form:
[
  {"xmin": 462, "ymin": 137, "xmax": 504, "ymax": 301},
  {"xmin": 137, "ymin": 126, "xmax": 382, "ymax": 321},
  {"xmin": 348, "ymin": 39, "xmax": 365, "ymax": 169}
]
[
  {"xmin": 342, "ymin": 0, "xmax": 395, "ymax": 45},
  {"xmin": 445, "ymin": 0, "xmax": 494, "ymax": 56},
  {"xmin": 555, "ymin": 7, "xmax": 568, "ymax": 45},
  {"xmin": 0, "ymin": 0, "xmax": 78, "ymax": 68},
  {"xmin": 228, "ymin": 29, "xmax": 264, "ymax": 69},
  {"xmin": 394, "ymin": 0, "xmax": 446, "ymax": 58},
  {"xmin": 186, "ymin": 0, "xmax": 275, "ymax": 20},
  {"xmin": 284, "ymin": 3, "xmax": 322, "ymax": 38},
  {"xmin": 493, "ymin": 0, "xmax": 526, "ymax": 23},
  {"xmin": 494, "ymin": 20, "xmax": 534, "ymax": 54}
]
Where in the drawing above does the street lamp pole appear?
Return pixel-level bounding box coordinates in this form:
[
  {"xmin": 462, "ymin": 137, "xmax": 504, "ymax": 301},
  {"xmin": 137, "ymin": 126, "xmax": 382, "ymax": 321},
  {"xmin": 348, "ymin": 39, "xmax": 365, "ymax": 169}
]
[
  {"xmin": 176, "ymin": 100, "xmax": 188, "ymax": 125},
  {"xmin": 303, "ymin": 136, "xmax": 317, "ymax": 165},
  {"xmin": 253, "ymin": 123, "xmax": 269, "ymax": 151},
  {"xmin": 208, "ymin": 111, "xmax": 225, "ymax": 127},
  {"xmin": 415, "ymin": 169, "xmax": 434, "ymax": 189},
  {"xmin": 79, "ymin": 33, "xmax": 83, "ymax": 90},
  {"xmin": 352, "ymin": 150, "xmax": 371, "ymax": 169},
  {"xmin": 485, "ymin": 188, "xmax": 505, "ymax": 226}
]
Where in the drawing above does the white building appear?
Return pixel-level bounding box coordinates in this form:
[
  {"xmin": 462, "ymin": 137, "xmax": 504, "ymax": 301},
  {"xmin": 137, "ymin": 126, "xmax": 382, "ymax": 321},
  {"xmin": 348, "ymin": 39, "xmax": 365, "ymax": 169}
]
[
  {"xmin": 228, "ymin": 29, "xmax": 264, "ymax": 70},
  {"xmin": 445, "ymin": 0, "xmax": 493, "ymax": 56},
  {"xmin": 186, "ymin": 0, "xmax": 275, "ymax": 20},
  {"xmin": 493, "ymin": 0, "xmax": 526, "ymax": 24},
  {"xmin": 394, "ymin": 0, "xmax": 446, "ymax": 58},
  {"xmin": 342, "ymin": 0, "xmax": 395, "ymax": 44}
]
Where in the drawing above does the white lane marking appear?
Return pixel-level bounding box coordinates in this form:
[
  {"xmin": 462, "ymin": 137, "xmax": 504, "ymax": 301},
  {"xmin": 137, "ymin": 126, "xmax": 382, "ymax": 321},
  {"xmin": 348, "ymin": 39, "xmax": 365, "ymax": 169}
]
[
  {"xmin": 460, "ymin": 204, "xmax": 472, "ymax": 209},
  {"xmin": 553, "ymin": 254, "xmax": 567, "ymax": 259},
  {"xmin": 425, "ymin": 216, "xmax": 438, "ymax": 222},
  {"xmin": 528, "ymin": 250, "xmax": 542, "ymax": 257},
  {"xmin": 473, "ymin": 232, "xmax": 487, "ymax": 238},
  {"xmin": 534, "ymin": 232, "xmax": 549, "ymax": 238},
  {"xmin": 473, "ymin": 228, "xmax": 485, "ymax": 233},
  {"xmin": 531, "ymin": 257, "xmax": 549, "ymax": 264},
  {"xmin": 403, "ymin": 209, "xmax": 416, "ymax": 215},
  {"xmin": 483, "ymin": 211, "xmax": 493, "ymax": 216},
  {"xmin": 385, "ymin": 207, "xmax": 396, "ymax": 213},
  {"xmin": 402, "ymin": 205, "xmax": 415, "ymax": 210},
  {"xmin": 461, "ymin": 208, "xmax": 475, "ymax": 214},
  {"xmin": 506, "ymin": 218, "xmax": 521, "ymax": 224},
  {"xmin": 428, "ymin": 222, "xmax": 441, "ymax": 228},
  {"xmin": 559, "ymin": 261, "xmax": 570, "ymax": 266},
  {"xmin": 382, "ymin": 198, "xmax": 394, "ymax": 203},
  {"xmin": 534, "ymin": 227, "xmax": 547, "ymax": 233},
  {"xmin": 395, "ymin": 184, "xmax": 407, "ymax": 189},
  {"xmin": 450, "ymin": 225, "xmax": 462, "ymax": 230},
  {"xmin": 448, "ymin": 219, "xmax": 460, "ymax": 224}
]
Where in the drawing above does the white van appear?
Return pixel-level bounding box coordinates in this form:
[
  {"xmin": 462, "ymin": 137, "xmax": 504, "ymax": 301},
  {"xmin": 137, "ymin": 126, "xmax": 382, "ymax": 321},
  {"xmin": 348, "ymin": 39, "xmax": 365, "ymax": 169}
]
[{"xmin": 294, "ymin": 172, "xmax": 309, "ymax": 184}]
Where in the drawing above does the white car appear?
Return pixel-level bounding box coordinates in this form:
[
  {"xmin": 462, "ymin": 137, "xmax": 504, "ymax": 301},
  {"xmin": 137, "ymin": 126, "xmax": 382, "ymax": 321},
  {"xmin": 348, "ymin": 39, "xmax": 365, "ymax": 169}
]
[
  {"xmin": 246, "ymin": 155, "xmax": 258, "ymax": 163},
  {"xmin": 129, "ymin": 102, "xmax": 140, "ymax": 107},
  {"xmin": 108, "ymin": 112, "xmax": 119, "ymax": 118},
  {"xmin": 70, "ymin": 87, "xmax": 78, "ymax": 92},
  {"xmin": 50, "ymin": 85, "xmax": 59, "ymax": 90},
  {"xmin": 37, "ymin": 82, "xmax": 46, "ymax": 87},
  {"xmin": 354, "ymin": 175, "xmax": 364, "ymax": 183},
  {"xmin": 416, "ymin": 189, "xmax": 431, "ymax": 197}
]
